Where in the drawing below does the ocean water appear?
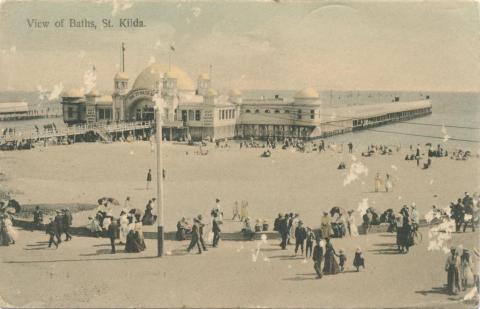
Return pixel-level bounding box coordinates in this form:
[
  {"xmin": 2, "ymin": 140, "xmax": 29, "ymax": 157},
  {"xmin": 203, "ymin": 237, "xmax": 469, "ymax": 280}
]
[{"xmin": 1, "ymin": 90, "xmax": 479, "ymax": 151}]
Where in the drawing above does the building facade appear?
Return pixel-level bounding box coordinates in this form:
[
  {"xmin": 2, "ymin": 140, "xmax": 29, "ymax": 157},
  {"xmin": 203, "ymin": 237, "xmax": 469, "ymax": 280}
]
[{"xmin": 61, "ymin": 63, "xmax": 432, "ymax": 141}]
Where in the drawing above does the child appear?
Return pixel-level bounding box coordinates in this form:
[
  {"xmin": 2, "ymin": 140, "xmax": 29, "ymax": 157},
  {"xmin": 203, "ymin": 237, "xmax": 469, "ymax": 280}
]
[
  {"xmin": 305, "ymin": 227, "xmax": 315, "ymax": 258},
  {"xmin": 338, "ymin": 249, "xmax": 347, "ymax": 272},
  {"xmin": 353, "ymin": 247, "xmax": 365, "ymax": 272}
]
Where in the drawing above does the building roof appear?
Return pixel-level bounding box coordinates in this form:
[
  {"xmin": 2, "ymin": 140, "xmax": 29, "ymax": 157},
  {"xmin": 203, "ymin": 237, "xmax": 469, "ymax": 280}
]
[
  {"xmin": 0, "ymin": 102, "xmax": 28, "ymax": 114},
  {"xmin": 205, "ymin": 88, "xmax": 218, "ymax": 97},
  {"xmin": 96, "ymin": 95, "xmax": 113, "ymax": 104},
  {"xmin": 294, "ymin": 87, "xmax": 319, "ymax": 99},
  {"xmin": 85, "ymin": 89, "xmax": 100, "ymax": 97},
  {"xmin": 131, "ymin": 63, "xmax": 195, "ymax": 91},
  {"xmin": 229, "ymin": 89, "xmax": 242, "ymax": 97},
  {"xmin": 114, "ymin": 72, "xmax": 129, "ymax": 80},
  {"xmin": 62, "ymin": 88, "xmax": 84, "ymax": 98},
  {"xmin": 198, "ymin": 73, "xmax": 210, "ymax": 80}
]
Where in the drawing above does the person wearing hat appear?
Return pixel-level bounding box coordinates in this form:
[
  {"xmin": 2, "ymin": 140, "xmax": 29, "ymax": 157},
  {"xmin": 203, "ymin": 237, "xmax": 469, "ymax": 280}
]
[
  {"xmin": 32, "ymin": 206, "xmax": 43, "ymax": 231},
  {"xmin": 63, "ymin": 208, "xmax": 73, "ymax": 241},
  {"xmin": 445, "ymin": 246, "xmax": 462, "ymax": 295},
  {"xmin": 54, "ymin": 210, "xmax": 64, "ymax": 244},
  {"xmin": 294, "ymin": 220, "xmax": 307, "ymax": 256},
  {"xmin": 337, "ymin": 249, "xmax": 347, "ymax": 272},
  {"xmin": 353, "ymin": 247, "xmax": 365, "ymax": 272},
  {"xmin": 107, "ymin": 215, "xmax": 119, "ymax": 254},
  {"xmin": 197, "ymin": 215, "xmax": 208, "ymax": 251},
  {"xmin": 212, "ymin": 210, "xmax": 221, "ymax": 248},
  {"xmin": 461, "ymin": 248, "xmax": 474, "ymax": 290},
  {"xmin": 452, "ymin": 199, "xmax": 465, "ymax": 232},
  {"xmin": 187, "ymin": 217, "xmax": 202, "ymax": 254},
  {"xmin": 279, "ymin": 214, "xmax": 289, "ymax": 250},
  {"xmin": 320, "ymin": 212, "xmax": 331, "ymax": 239},
  {"xmin": 312, "ymin": 238, "xmax": 323, "ymax": 279},
  {"xmin": 46, "ymin": 217, "xmax": 58, "ymax": 249}
]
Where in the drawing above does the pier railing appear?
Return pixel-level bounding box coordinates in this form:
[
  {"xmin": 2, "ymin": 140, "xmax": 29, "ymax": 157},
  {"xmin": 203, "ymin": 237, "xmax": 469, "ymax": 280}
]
[{"xmin": 0, "ymin": 121, "xmax": 154, "ymax": 143}]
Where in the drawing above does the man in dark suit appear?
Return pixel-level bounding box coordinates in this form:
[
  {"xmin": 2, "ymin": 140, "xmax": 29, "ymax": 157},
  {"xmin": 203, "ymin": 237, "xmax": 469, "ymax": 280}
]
[
  {"xmin": 46, "ymin": 218, "xmax": 58, "ymax": 249},
  {"xmin": 312, "ymin": 238, "xmax": 323, "ymax": 278},
  {"xmin": 294, "ymin": 220, "xmax": 307, "ymax": 256},
  {"xmin": 54, "ymin": 210, "xmax": 64, "ymax": 244},
  {"xmin": 107, "ymin": 217, "xmax": 119, "ymax": 254},
  {"xmin": 187, "ymin": 218, "xmax": 202, "ymax": 254},
  {"xmin": 63, "ymin": 209, "xmax": 73, "ymax": 241},
  {"xmin": 279, "ymin": 214, "xmax": 289, "ymax": 250},
  {"xmin": 212, "ymin": 210, "xmax": 221, "ymax": 248},
  {"xmin": 197, "ymin": 215, "xmax": 208, "ymax": 251}
]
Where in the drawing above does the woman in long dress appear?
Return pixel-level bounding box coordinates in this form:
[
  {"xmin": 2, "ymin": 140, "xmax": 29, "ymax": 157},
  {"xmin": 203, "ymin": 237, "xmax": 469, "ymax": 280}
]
[
  {"xmin": 347, "ymin": 210, "xmax": 359, "ymax": 237},
  {"xmin": 323, "ymin": 238, "xmax": 340, "ymax": 275},
  {"xmin": 460, "ymin": 249, "xmax": 474, "ymax": 290},
  {"xmin": 320, "ymin": 212, "xmax": 331, "ymax": 239},
  {"xmin": 374, "ymin": 173, "xmax": 382, "ymax": 192},
  {"xmin": 0, "ymin": 215, "xmax": 12, "ymax": 246},
  {"xmin": 118, "ymin": 211, "xmax": 129, "ymax": 245},
  {"xmin": 4, "ymin": 215, "xmax": 17, "ymax": 244},
  {"xmin": 385, "ymin": 174, "xmax": 393, "ymax": 192}
]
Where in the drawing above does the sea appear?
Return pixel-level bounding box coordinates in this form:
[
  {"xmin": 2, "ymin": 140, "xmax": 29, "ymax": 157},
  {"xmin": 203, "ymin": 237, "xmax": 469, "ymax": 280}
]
[{"xmin": 0, "ymin": 90, "xmax": 479, "ymax": 151}]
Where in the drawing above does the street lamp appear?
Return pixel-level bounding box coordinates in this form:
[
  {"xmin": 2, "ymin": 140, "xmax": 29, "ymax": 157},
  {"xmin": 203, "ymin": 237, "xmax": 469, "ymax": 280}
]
[{"xmin": 154, "ymin": 101, "xmax": 165, "ymax": 257}]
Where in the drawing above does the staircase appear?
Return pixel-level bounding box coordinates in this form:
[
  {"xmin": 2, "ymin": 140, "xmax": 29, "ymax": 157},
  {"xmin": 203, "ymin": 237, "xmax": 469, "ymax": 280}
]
[{"xmin": 95, "ymin": 127, "xmax": 112, "ymax": 143}]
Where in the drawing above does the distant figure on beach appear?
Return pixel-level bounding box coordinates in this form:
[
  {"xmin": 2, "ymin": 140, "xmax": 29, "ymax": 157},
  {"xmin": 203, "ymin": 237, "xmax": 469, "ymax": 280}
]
[
  {"xmin": 240, "ymin": 201, "xmax": 249, "ymax": 221},
  {"xmin": 347, "ymin": 210, "xmax": 359, "ymax": 237},
  {"xmin": 385, "ymin": 174, "xmax": 393, "ymax": 192},
  {"xmin": 294, "ymin": 220, "xmax": 307, "ymax": 256},
  {"xmin": 63, "ymin": 209, "xmax": 73, "ymax": 241},
  {"xmin": 445, "ymin": 246, "xmax": 462, "ymax": 295},
  {"xmin": 124, "ymin": 196, "xmax": 131, "ymax": 209},
  {"xmin": 107, "ymin": 217, "xmax": 119, "ymax": 254},
  {"xmin": 45, "ymin": 217, "xmax": 58, "ymax": 249},
  {"xmin": 32, "ymin": 206, "xmax": 43, "ymax": 231},
  {"xmin": 353, "ymin": 247, "xmax": 365, "ymax": 272},
  {"xmin": 312, "ymin": 238, "xmax": 323, "ymax": 279},
  {"xmin": 305, "ymin": 227, "xmax": 315, "ymax": 258},
  {"xmin": 374, "ymin": 173, "xmax": 382, "ymax": 192},
  {"xmin": 54, "ymin": 210, "xmax": 64, "ymax": 244},
  {"xmin": 323, "ymin": 238, "xmax": 340, "ymax": 275},
  {"xmin": 279, "ymin": 214, "xmax": 289, "ymax": 250},
  {"xmin": 146, "ymin": 169, "xmax": 152, "ymax": 190},
  {"xmin": 232, "ymin": 201, "xmax": 240, "ymax": 221},
  {"xmin": 348, "ymin": 142, "xmax": 353, "ymax": 153},
  {"xmin": 320, "ymin": 212, "xmax": 331, "ymax": 239}
]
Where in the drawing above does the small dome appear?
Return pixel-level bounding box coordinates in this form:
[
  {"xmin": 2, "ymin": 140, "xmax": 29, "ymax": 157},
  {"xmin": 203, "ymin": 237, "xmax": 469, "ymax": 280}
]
[
  {"xmin": 164, "ymin": 72, "xmax": 176, "ymax": 79},
  {"xmin": 294, "ymin": 87, "xmax": 319, "ymax": 99},
  {"xmin": 114, "ymin": 72, "xmax": 129, "ymax": 80},
  {"xmin": 62, "ymin": 88, "xmax": 84, "ymax": 98},
  {"xmin": 198, "ymin": 73, "xmax": 210, "ymax": 80},
  {"xmin": 229, "ymin": 89, "xmax": 242, "ymax": 97},
  {"xmin": 85, "ymin": 89, "xmax": 100, "ymax": 97},
  {"xmin": 205, "ymin": 88, "xmax": 218, "ymax": 97}
]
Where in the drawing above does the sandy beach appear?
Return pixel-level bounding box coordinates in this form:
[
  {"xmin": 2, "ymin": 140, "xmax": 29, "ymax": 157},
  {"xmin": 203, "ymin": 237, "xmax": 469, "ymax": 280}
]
[
  {"xmin": 0, "ymin": 141, "xmax": 479, "ymax": 308},
  {"xmin": 1, "ymin": 141, "xmax": 478, "ymax": 230}
]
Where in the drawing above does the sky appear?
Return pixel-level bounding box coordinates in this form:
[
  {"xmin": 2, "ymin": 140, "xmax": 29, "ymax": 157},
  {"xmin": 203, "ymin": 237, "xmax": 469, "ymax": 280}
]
[{"xmin": 0, "ymin": 0, "xmax": 479, "ymax": 93}]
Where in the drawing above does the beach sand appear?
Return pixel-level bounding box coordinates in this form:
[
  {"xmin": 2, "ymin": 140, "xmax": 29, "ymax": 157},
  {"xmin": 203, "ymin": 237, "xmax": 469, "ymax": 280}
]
[
  {"xmin": 1, "ymin": 141, "xmax": 478, "ymax": 230},
  {"xmin": 0, "ymin": 141, "xmax": 479, "ymax": 308}
]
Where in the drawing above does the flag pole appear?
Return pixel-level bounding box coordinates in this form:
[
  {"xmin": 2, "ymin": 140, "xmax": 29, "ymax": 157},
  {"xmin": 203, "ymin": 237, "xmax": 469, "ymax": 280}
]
[{"xmin": 155, "ymin": 103, "xmax": 165, "ymax": 257}]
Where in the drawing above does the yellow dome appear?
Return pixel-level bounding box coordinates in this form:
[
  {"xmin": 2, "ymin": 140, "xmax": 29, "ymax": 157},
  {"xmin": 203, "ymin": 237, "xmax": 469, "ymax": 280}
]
[
  {"xmin": 114, "ymin": 72, "xmax": 129, "ymax": 80},
  {"xmin": 62, "ymin": 88, "xmax": 84, "ymax": 98},
  {"xmin": 198, "ymin": 73, "xmax": 210, "ymax": 80},
  {"xmin": 206, "ymin": 88, "xmax": 218, "ymax": 97},
  {"xmin": 229, "ymin": 89, "xmax": 242, "ymax": 97},
  {"xmin": 132, "ymin": 64, "xmax": 194, "ymax": 91},
  {"xmin": 294, "ymin": 87, "xmax": 319, "ymax": 99}
]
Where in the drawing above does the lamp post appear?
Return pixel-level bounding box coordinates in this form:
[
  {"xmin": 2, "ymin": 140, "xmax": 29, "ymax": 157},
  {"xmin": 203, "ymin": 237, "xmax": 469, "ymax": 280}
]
[{"xmin": 155, "ymin": 104, "xmax": 165, "ymax": 257}]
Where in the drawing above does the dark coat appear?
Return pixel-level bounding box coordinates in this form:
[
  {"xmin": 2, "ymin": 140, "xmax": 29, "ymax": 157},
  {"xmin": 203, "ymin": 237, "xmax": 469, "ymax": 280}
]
[
  {"xmin": 312, "ymin": 244, "xmax": 323, "ymax": 262},
  {"xmin": 107, "ymin": 221, "xmax": 119, "ymax": 239},
  {"xmin": 46, "ymin": 222, "xmax": 57, "ymax": 235},
  {"xmin": 64, "ymin": 211, "xmax": 73, "ymax": 227},
  {"xmin": 54, "ymin": 214, "xmax": 64, "ymax": 233},
  {"xmin": 295, "ymin": 226, "xmax": 307, "ymax": 242},
  {"xmin": 279, "ymin": 218, "xmax": 288, "ymax": 235},
  {"xmin": 212, "ymin": 219, "xmax": 221, "ymax": 233},
  {"xmin": 273, "ymin": 217, "xmax": 281, "ymax": 231}
]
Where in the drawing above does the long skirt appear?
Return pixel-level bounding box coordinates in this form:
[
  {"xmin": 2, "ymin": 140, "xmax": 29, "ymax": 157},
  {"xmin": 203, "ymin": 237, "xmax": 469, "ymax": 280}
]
[
  {"xmin": 125, "ymin": 231, "xmax": 145, "ymax": 253},
  {"xmin": 320, "ymin": 224, "xmax": 331, "ymax": 239},
  {"xmin": 323, "ymin": 253, "xmax": 340, "ymax": 275},
  {"xmin": 0, "ymin": 227, "xmax": 11, "ymax": 246},
  {"xmin": 447, "ymin": 266, "xmax": 461, "ymax": 294},
  {"xmin": 119, "ymin": 224, "xmax": 129, "ymax": 243}
]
